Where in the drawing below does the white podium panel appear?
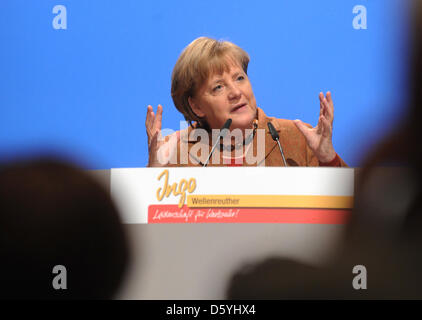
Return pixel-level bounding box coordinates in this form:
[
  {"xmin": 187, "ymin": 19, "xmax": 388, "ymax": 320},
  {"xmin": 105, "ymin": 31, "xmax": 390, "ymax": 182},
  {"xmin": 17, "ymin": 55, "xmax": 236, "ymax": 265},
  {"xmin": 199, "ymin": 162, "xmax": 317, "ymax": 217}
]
[
  {"xmin": 110, "ymin": 167, "xmax": 354, "ymax": 224},
  {"xmin": 106, "ymin": 167, "xmax": 355, "ymax": 299}
]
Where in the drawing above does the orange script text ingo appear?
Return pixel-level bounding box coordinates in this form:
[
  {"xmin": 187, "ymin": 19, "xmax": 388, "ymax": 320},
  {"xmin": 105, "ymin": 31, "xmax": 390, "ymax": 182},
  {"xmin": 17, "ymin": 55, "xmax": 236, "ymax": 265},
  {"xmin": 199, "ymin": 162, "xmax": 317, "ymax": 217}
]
[{"xmin": 156, "ymin": 169, "xmax": 196, "ymax": 208}]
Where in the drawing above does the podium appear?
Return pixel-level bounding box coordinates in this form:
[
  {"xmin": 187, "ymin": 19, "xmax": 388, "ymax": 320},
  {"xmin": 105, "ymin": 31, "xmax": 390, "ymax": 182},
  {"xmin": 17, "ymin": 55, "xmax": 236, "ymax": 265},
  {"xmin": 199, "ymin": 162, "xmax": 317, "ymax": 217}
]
[{"xmin": 91, "ymin": 167, "xmax": 355, "ymax": 299}]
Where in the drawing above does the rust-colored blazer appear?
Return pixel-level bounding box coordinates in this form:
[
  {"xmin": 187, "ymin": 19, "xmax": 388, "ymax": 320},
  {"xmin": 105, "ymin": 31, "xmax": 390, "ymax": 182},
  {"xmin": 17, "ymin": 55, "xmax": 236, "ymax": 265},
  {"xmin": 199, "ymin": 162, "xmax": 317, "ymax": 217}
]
[{"xmin": 166, "ymin": 108, "xmax": 347, "ymax": 167}]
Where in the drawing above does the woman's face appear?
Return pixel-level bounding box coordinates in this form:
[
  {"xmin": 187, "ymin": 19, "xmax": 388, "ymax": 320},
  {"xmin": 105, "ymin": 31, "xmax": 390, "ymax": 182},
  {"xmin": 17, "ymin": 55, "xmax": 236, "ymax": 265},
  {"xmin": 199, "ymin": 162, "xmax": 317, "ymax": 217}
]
[{"xmin": 188, "ymin": 59, "xmax": 257, "ymax": 131}]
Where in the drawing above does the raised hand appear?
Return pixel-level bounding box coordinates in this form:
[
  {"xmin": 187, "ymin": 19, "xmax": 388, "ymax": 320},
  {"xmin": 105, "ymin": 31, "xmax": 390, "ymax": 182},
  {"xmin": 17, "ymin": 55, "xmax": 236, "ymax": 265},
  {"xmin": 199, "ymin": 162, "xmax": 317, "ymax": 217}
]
[
  {"xmin": 145, "ymin": 105, "xmax": 180, "ymax": 167},
  {"xmin": 293, "ymin": 91, "xmax": 337, "ymax": 163}
]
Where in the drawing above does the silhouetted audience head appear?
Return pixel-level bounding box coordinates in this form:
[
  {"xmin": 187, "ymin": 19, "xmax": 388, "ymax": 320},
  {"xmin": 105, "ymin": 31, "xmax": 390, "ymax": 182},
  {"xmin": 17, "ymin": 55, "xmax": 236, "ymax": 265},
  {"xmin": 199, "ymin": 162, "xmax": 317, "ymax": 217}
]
[
  {"xmin": 0, "ymin": 157, "xmax": 130, "ymax": 299},
  {"xmin": 227, "ymin": 1, "xmax": 422, "ymax": 300},
  {"xmin": 226, "ymin": 258, "xmax": 329, "ymax": 299},
  {"xmin": 344, "ymin": 0, "xmax": 422, "ymax": 269}
]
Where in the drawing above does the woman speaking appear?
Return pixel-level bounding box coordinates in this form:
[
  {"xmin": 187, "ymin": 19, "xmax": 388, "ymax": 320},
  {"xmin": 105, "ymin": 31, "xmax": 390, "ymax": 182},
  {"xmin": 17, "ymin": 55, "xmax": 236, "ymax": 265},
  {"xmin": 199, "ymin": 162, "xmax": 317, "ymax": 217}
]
[{"xmin": 146, "ymin": 37, "xmax": 347, "ymax": 167}]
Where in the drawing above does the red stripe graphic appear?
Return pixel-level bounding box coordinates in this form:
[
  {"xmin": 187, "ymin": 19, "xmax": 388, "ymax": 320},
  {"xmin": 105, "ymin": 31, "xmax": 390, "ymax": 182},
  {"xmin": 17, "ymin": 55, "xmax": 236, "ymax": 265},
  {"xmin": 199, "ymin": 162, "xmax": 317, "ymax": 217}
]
[{"xmin": 148, "ymin": 205, "xmax": 350, "ymax": 224}]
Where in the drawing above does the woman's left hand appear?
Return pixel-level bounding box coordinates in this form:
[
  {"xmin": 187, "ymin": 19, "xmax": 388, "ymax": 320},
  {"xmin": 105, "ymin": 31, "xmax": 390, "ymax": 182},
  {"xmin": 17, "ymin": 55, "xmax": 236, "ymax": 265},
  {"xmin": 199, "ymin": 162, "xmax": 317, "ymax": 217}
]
[{"xmin": 294, "ymin": 91, "xmax": 337, "ymax": 163}]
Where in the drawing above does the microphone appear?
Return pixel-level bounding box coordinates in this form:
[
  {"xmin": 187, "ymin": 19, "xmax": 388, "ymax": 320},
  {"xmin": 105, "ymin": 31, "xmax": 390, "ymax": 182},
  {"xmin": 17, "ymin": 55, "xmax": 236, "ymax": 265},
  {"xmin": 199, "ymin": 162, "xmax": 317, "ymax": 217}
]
[
  {"xmin": 267, "ymin": 122, "xmax": 287, "ymax": 167},
  {"xmin": 203, "ymin": 119, "xmax": 232, "ymax": 167}
]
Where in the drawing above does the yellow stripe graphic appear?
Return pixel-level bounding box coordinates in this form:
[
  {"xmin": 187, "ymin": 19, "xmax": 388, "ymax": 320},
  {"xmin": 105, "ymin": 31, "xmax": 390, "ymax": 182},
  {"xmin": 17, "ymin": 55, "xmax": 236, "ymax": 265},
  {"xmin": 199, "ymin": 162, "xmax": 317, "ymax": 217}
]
[{"xmin": 187, "ymin": 195, "xmax": 353, "ymax": 209}]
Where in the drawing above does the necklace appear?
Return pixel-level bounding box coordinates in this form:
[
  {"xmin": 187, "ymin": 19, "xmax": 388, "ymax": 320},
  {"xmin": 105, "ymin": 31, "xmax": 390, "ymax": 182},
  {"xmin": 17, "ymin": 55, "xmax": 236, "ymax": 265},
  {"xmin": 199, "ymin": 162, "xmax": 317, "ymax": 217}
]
[{"xmin": 219, "ymin": 119, "xmax": 258, "ymax": 153}]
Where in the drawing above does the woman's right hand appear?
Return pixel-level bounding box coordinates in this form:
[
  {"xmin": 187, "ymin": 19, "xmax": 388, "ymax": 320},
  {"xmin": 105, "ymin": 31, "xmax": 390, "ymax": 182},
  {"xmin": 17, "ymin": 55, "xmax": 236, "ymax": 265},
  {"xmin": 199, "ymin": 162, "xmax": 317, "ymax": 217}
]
[{"xmin": 145, "ymin": 105, "xmax": 180, "ymax": 167}]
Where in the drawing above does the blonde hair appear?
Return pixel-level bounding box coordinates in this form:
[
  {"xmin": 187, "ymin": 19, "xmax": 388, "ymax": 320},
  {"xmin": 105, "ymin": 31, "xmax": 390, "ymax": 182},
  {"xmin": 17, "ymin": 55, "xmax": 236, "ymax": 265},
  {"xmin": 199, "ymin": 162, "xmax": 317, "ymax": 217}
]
[{"xmin": 171, "ymin": 37, "xmax": 250, "ymax": 128}]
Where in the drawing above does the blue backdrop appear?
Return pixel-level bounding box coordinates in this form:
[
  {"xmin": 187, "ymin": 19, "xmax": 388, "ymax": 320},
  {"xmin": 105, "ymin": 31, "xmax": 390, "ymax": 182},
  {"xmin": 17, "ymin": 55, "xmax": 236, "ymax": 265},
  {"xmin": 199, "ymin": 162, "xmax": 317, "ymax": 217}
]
[{"xmin": 0, "ymin": 0, "xmax": 410, "ymax": 169}]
